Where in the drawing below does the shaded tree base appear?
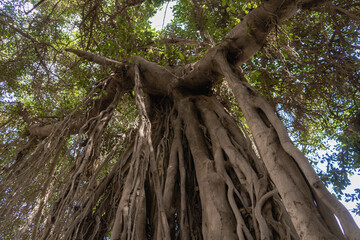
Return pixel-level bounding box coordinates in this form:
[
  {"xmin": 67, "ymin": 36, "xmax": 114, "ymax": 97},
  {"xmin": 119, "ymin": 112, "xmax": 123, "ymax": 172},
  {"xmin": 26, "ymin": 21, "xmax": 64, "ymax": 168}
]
[{"xmin": 41, "ymin": 89, "xmax": 300, "ymax": 239}]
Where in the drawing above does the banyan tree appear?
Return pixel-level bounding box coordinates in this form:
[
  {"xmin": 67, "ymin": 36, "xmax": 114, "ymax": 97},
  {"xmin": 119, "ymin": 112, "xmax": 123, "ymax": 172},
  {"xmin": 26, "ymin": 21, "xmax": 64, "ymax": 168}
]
[{"xmin": 0, "ymin": 0, "xmax": 359, "ymax": 239}]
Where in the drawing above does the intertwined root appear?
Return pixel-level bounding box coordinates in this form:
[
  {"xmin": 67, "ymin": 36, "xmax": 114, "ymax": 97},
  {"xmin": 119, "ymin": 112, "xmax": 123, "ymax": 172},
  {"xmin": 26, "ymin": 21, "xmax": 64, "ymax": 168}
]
[{"xmin": 110, "ymin": 91, "xmax": 298, "ymax": 240}]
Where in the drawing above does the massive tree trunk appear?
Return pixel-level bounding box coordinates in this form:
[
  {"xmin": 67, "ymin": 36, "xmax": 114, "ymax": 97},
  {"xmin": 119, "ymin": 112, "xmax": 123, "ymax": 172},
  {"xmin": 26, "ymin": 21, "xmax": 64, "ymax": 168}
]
[
  {"xmin": 1, "ymin": 0, "xmax": 360, "ymax": 239},
  {"xmin": 110, "ymin": 87, "xmax": 301, "ymax": 240}
]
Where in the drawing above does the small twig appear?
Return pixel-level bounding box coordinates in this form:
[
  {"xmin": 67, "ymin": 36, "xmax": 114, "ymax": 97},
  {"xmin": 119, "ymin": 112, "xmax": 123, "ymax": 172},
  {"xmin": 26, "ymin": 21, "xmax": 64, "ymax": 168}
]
[
  {"xmin": 25, "ymin": 0, "xmax": 47, "ymax": 14},
  {"xmin": 148, "ymin": 37, "xmax": 211, "ymax": 48},
  {"xmin": 189, "ymin": 0, "xmax": 215, "ymax": 46},
  {"xmin": 0, "ymin": 117, "xmax": 14, "ymax": 129},
  {"xmin": 0, "ymin": 16, "xmax": 51, "ymax": 46},
  {"xmin": 161, "ymin": 0, "xmax": 171, "ymax": 31},
  {"xmin": 331, "ymin": 5, "xmax": 360, "ymax": 21}
]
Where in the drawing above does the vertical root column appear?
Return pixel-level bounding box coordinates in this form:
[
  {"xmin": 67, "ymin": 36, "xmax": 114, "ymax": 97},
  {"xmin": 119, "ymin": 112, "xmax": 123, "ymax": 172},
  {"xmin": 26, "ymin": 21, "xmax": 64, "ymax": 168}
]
[
  {"xmin": 196, "ymin": 96, "xmax": 299, "ymax": 240},
  {"xmin": 174, "ymin": 91, "xmax": 237, "ymax": 240},
  {"xmin": 110, "ymin": 150, "xmax": 148, "ymax": 240}
]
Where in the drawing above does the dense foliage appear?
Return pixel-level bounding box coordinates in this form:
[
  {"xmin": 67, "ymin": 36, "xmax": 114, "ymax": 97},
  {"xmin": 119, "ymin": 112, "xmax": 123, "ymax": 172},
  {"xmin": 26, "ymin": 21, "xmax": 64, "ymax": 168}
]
[{"xmin": 0, "ymin": 0, "xmax": 359, "ymax": 239}]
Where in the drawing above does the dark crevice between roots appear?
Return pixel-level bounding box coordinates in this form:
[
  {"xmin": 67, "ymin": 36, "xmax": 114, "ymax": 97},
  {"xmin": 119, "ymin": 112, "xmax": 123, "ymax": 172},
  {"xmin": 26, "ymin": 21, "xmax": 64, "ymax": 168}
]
[
  {"xmin": 256, "ymin": 107, "xmax": 272, "ymax": 129},
  {"xmin": 182, "ymin": 136, "xmax": 203, "ymax": 239}
]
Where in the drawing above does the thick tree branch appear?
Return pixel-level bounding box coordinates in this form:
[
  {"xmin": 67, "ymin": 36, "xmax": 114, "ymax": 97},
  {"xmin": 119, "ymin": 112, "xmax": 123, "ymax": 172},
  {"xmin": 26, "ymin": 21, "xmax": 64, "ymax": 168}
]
[
  {"xmin": 65, "ymin": 48, "xmax": 123, "ymax": 69},
  {"xmin": 180, "ymin": 0, "xmax": 330, "ymax": 89}
]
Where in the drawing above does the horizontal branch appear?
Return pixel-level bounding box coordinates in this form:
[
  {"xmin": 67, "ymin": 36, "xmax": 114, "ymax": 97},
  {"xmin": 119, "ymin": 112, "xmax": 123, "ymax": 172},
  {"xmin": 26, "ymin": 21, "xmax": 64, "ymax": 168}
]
[{"xmin": 65, "ymin": 48, "xmax": 123, "ymax": 69}]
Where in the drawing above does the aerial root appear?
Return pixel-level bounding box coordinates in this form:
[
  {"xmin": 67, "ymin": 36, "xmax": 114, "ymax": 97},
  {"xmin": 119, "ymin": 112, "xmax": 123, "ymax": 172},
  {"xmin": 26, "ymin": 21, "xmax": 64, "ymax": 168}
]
[
  {"xmin": 216, "ymin": 51, "xmax": 360, "ymax": 239},
  {"xmin": 196, "ymin": 96, "xmax": 295, "ymax": 240},
  {"xmin": 169, "ymin": 92, "xmax": 297, "ymax": 239}
]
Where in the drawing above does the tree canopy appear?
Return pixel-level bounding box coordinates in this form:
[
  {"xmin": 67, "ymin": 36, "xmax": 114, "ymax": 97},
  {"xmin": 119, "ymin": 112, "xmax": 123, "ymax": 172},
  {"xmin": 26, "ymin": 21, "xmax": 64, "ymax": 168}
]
[{"xmin": 0, "ymin": 0, "xmax": 359, "ymax": 239}]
